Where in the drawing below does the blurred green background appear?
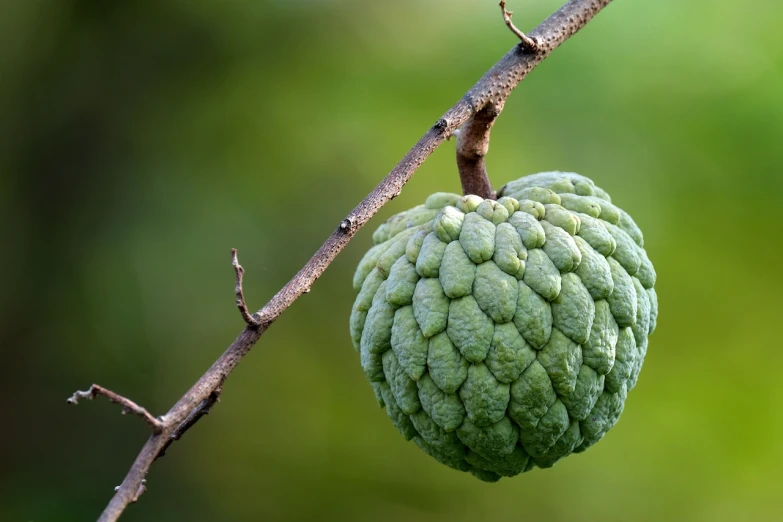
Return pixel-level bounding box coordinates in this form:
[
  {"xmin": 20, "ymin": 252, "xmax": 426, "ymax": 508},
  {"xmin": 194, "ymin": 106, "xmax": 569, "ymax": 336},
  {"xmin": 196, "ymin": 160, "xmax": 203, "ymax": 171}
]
[{"xmin": 2, "ymin": 0, "xmax": 782, "ymax": 521}]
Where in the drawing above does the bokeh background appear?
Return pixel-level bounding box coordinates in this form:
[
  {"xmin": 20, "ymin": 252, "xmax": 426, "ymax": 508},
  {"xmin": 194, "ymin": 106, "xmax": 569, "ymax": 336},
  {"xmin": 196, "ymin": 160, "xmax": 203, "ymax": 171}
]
[{"xmin": 2, "ymin": 0, "xmax": 782, "ymax": 521}]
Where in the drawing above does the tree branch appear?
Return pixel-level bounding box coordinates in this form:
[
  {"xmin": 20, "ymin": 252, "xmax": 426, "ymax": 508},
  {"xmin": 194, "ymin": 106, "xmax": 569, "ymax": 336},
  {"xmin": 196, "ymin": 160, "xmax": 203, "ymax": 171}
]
[{"xmin": 70, "ymin": 1, "xmax": 614, "ymax": 520}]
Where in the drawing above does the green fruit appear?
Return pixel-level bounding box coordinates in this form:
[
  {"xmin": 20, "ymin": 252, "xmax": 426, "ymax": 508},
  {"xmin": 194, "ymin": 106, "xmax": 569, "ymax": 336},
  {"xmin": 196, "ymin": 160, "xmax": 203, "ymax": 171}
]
[{"xmin": 350, "ymin": 172, "xmax": 657, "ymax": 481}]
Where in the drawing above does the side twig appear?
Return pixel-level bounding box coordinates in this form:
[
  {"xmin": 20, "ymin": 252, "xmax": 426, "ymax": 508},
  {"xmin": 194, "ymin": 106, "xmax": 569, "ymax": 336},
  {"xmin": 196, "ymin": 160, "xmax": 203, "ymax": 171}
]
[
  {"xmin": 500, "ymin": 1, "xmax": 538, "ymax": 50},
  {"xmin": 67, "ymin": 385, "xmax": 163, "ymax": 433},
  {"xmin": 71, "ymin": 1, "xmax": 614, "ymax": 521},
  {"xmin": 231, "ymin": 248, "xmax": 259, "ymax": 327}
]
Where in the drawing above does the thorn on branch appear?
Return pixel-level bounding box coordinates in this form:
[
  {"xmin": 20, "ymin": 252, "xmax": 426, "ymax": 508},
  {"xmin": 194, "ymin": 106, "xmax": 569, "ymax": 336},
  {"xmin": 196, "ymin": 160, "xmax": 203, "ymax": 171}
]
[
  {"xmin": 115, "ymin": 479, "xmax": 147, "ymax": 503},
  {"xmin": 499, "ymin": 1, "xmax": 538, "ymax": 50},
  {"xmin": 67, "ymin": 385, "xmax": 163, "ymax": 433},
  {"xmin": 231, "ymin": 248, "xmax": 260, "ymax": 328}
]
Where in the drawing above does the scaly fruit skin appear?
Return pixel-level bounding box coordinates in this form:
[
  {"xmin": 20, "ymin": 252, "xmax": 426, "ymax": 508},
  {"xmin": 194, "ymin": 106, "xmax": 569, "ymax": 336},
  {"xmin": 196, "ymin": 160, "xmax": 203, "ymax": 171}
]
[{"xmin": 350, "ymin": 172, "xmax": 657, "ymax": 481}]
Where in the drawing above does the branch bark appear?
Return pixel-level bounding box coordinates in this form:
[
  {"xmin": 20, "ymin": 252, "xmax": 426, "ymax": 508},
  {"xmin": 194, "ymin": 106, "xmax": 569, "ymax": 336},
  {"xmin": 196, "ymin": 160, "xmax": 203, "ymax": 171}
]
[{"xmin": 70, "ymin": 1, "xmax": 614, "ymax": 520}]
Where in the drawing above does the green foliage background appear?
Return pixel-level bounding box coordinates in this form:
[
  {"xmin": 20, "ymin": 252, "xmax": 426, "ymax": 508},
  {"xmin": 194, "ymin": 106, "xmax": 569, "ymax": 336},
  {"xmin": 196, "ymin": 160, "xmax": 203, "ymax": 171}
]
[{"xmin": 1, "ymin": 1, "xmax": 781, "ymax": 521}]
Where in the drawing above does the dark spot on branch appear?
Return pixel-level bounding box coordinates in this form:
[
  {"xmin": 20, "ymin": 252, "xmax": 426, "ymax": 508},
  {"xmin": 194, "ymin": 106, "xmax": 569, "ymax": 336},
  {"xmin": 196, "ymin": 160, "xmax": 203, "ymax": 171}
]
[{"xmin": 339, "ymin": 217, "xmax": 356, "ymax": 232}]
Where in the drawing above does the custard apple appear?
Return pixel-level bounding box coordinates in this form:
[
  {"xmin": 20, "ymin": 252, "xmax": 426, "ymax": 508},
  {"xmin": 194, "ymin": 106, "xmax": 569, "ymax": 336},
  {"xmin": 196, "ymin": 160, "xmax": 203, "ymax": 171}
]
[{"xmin": 349, "ymin": 171, "xmax": 657, "ymax": 481}]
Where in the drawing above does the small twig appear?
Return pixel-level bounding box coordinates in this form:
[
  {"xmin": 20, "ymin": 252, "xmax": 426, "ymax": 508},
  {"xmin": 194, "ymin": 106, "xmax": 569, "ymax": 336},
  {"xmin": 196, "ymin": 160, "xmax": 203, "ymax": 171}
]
[
  {"xmin": 231, "ymin": 248, "xmax": 259, "ymax": 327},
  {"xmin": 500, "ymin": 1, "xmax": 538, "ymax": 50},
  {"xmin": 67, "ymin": 385, "xmax": 163, "ymax": 433}
]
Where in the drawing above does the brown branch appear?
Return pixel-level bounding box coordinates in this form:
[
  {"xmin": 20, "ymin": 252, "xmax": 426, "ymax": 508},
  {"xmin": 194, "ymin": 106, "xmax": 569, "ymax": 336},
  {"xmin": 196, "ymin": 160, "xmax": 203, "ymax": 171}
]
[
  {"xmin": 73, "ymin": 1, "xmax": 615, "ymax": 520},
  {"xmin": 456, "ymin": 102, "xmax": 503, "ymax": 198},
  {"xmin": 231, "ymin": 248, "xmax": 259, "ymax": 327},
  {"xmin": 67, "ymin": 385, "xmax": 163, "ymax": 433},
  {"xmin": 500, "ymin": 1, "xmax": 538, "ymax": 50}
]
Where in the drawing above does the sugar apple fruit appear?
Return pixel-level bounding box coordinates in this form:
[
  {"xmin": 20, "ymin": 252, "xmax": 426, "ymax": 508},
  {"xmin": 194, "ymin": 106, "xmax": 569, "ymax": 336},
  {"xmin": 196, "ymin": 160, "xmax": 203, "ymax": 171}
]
[{"xmin": 349, "ymin": 171, "xmax": 657, "ymax": 481}]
